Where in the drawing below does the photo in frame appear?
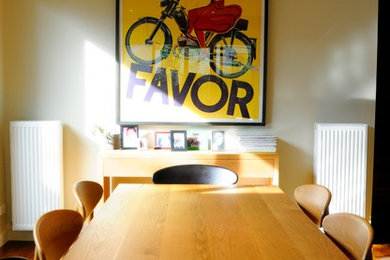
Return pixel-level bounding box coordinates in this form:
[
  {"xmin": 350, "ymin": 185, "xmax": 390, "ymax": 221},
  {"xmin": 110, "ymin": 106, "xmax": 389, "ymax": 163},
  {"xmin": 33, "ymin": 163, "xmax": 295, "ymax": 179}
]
[
  {"xmin": 170, "ymin": 130, "xmax": 187, "ymax": 151},
  {"xmin": 187, "ymin": 130, "xmax": 209, "ymax": 150},
  {"xmin": 212, "ymin": 130, "xmax": 225, "ymax": 151},
  {"xmin": 154, "ymin": 131, "xmax": 171, "ymax": 149},
  {"xmin": 120, "ymin": 125, "xmax": 139, "ymax": 149},
  {"xmin": 116, "ymin": 0, "xmax": 268, "ymax": 125},
  {"xmin": 187, "ymin": 134, "xmax": 200, "ymax": 151}
]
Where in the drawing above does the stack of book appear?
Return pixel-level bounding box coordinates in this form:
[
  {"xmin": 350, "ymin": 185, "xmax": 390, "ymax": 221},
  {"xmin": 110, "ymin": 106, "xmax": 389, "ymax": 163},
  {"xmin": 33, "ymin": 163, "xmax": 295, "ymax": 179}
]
[{"xmin": 237, "ymin": 135, "xmax": 277, "ymax": 152}]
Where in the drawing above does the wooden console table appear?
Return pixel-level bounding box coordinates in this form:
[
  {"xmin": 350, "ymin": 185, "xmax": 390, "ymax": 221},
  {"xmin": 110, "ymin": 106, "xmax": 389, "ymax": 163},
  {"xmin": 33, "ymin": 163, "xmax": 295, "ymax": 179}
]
[{"xmin": 101, "ymin": 150, "xmax": 279, "ymax": 200}]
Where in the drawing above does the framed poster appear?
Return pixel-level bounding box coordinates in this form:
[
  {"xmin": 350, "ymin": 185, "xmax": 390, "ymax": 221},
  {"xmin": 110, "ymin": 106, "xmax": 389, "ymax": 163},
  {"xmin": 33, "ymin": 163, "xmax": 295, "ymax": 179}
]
[{"xmin": 117, "ymin": 0, "xmax": 268, "ymax": 125}]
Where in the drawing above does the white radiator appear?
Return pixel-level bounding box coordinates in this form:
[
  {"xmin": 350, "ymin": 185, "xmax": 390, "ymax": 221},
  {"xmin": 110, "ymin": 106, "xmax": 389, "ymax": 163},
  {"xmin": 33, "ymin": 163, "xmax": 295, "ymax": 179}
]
[
  {"xmin": 314, "ymin": 123, "xmax": 368, "ymax": 218},
  {"xmin": 10, "ymin": 121, "xmax": 63, "ymax": 230}
]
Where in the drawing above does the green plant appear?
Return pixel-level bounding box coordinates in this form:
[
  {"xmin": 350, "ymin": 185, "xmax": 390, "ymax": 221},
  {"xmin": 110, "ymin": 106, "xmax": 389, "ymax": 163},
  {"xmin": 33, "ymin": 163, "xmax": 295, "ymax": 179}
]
[{"xmin": 94, "ymin": 126, "xmax": 116, "ymax": 145}]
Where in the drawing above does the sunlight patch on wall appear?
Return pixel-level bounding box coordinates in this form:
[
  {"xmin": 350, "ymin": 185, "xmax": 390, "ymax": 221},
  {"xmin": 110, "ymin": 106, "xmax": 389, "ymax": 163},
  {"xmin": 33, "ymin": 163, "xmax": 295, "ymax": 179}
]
[
  {"xmin": 84, "ymin": 41, "xmax": 117, "ymax": 142},
  {"xmin": 119, "ymin": 62, "xmax": 213, "ymax": 123}
]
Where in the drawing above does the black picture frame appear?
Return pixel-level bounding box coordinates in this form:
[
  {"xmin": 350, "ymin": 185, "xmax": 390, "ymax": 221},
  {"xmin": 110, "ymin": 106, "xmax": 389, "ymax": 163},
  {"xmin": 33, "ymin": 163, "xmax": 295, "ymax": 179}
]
[
  {"xmin": 212, "ymin": 131, "xmax": 225, "ymax": 151},
  {"xmin": 120, "ymin": 125, "xmax": 139, "ymax": 149},
  {"xmin": 170, "ymin": 130, "xmax": 187, "ymax": 151}
]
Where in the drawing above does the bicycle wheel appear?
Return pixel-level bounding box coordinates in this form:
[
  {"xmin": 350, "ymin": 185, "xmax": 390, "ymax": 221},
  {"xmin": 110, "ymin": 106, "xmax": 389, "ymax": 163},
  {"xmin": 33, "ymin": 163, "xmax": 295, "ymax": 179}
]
[
  {"xmin": 125, "ymin": 17, "xmax": 172, "ymax": 65},
  {"xmin": 209, "ymin": 31, "xmax": 254, "ymax": 79}
]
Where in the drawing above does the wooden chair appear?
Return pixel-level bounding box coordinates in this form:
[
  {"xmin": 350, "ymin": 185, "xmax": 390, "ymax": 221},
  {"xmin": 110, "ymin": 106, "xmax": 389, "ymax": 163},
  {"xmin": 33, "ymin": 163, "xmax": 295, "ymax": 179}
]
[
  {"xmin": 152, "ymin": 164, "xmax": 238, "ymax": 185},
  {"xmin": 73, "ymin": 180, "xmax": 103, "ymax": 223},
  {"xmin": 294, "ymin": 184, "xmax": 331, "ymax": 227},
  {"xmin": 322, "ymin": 213, "xmax": 374, "ymax": 260},
  {"xmin": 33, "ymin": 209, "xmax": 83, "ymax": 260},
  {"xmin": 372, "ymin": 244, "xmax": 390, "ymax": 260}
]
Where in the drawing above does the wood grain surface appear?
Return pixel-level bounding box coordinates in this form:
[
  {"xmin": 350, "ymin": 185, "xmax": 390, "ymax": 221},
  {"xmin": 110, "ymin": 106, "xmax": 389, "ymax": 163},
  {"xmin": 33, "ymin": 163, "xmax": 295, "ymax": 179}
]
[{"xmin": 63, "ymin": 184, "xmax": 348, "ymax": 260}]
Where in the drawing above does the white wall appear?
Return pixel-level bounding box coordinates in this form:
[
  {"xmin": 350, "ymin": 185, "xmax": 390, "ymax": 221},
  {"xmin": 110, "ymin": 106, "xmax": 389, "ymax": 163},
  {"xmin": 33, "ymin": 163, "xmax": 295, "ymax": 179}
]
[
  {"xmin": 1, "ymin": 0, "xmax": 377, "ymax": 240},
  {"xmin": 267, "ymin": 0, "xmax": 377, "ymax": 208}
]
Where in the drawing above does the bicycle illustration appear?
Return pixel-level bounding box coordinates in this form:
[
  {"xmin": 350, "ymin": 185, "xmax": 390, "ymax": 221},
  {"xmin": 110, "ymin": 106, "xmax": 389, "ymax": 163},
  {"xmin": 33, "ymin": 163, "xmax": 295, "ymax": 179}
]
[{"xmin": 124, "ymin": 0, "xmax": 257, "ymax": 79}]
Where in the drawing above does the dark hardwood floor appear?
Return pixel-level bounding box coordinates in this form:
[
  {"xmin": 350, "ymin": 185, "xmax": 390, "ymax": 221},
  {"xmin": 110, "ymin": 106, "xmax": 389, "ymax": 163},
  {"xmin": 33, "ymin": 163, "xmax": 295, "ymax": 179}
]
[{"xmin": 0, "ymin": 241, "xmax": 35, "ymax": 259}]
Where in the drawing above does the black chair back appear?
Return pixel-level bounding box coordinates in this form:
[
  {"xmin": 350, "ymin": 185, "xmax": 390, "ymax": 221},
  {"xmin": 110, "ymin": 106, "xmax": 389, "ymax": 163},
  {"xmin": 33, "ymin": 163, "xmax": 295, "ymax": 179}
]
[{"xmin": 152, "ymin": 164, "xmax": 238, "ymax": 185}]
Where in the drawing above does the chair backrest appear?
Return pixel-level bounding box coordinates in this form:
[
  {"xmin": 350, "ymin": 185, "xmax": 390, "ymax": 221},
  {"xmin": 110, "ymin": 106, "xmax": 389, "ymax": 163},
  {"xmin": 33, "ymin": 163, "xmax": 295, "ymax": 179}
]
[
  {"xmin": 152, "ymin": 164, "xmax": 238, "ymax": 185},
  {"xmin": 33, "ymin": 209, "xmax": 83, "ymax": 260},
  {"xmin": 322, "ymin": 213, "xmax": 374, "ymax": 260},
  {"xmin": 73, "ymin": 180, "xmax": 103, "ymax": 222},
  {"xmin": 294, "ymin": 184, "xmax": 331, "ymax": 227}
]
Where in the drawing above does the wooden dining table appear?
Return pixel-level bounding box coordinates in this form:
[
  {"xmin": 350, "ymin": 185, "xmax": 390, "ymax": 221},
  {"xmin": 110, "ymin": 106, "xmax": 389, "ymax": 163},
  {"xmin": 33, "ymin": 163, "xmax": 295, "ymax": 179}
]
[{"xmin": 63, "ymin": 184, "xmax": 348, "ymax": 260}]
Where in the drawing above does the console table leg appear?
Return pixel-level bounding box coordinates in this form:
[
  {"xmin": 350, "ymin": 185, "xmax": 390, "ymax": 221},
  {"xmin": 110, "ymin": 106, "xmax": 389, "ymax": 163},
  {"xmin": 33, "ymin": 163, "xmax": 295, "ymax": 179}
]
[{"xmin": 103, "ymin": 177, "xmax": 111, "ymax": 201}]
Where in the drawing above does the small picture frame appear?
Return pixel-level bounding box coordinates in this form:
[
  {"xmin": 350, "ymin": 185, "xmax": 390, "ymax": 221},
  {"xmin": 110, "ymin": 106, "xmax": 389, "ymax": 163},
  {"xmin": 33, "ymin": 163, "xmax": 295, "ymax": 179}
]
[
  {"xmin": 154, "ymin": 131, "xmax": 171, "ymax": 149},
  {"xmin": 187, "ymin": 134, "xmax": 200, "ymax": 151},
  {"xmin": 120, "ymin": 125, "xmax": 139, "ymax": 149},
  {"xmin": 212, "ymin": 131, "xmax": 225, "ymax": 151},
  {"xmin": 188, "ymin": 130, "xmax": 209, "ymax": 150},
  {"xmin": 170, "ymin": 130, "xmax": 187, "ymax": 151}
]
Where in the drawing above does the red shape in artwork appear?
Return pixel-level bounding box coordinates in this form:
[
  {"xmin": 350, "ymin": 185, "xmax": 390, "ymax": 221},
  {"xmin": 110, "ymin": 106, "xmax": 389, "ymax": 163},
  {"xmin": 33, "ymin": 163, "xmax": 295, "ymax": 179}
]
[{"xmin": 188, "ymin": 0, "xmax": 242, "ymax": 48}]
